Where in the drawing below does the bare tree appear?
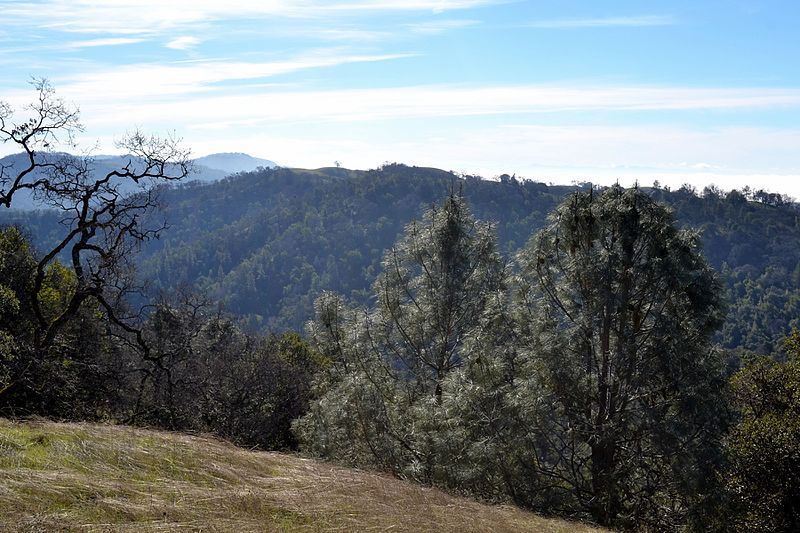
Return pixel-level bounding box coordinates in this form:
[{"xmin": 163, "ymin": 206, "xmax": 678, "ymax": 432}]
[{"xmin": 0, "ymin": 79, "xmax": 190, "ymax": 351}]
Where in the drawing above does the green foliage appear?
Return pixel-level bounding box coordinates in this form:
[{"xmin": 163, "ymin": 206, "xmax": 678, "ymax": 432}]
[
  {"xmin": 722, "ymin": 329, "xmax": 800, "ymax": 532},
  {"xmin": 0, "ymin": 331, "xmax": 15, "ymax": 394},
  {"xmin": 0, "ymin": 228, "xmax": 28, "ymax": 393},
  {"xmin": 0, "ymin": 226, "xmax": 38, "ymax": 401},
  {"xmin": 4, "ymin": 166, "xmax": 799, "ymax": 353},
  {"xmin": 296, "ymin": 195, "xmax": 506, "ymax": 478},
  {"xmin": 37, "ymin": 261, "xmax": 77, "ymax": 323},
  {"xmin": 719, "ymin": 265, "xmax": 800, "ymax": 354},
  {"xmin": 299, "ymin": 189, "xmax": 729, "ymax": 530},
  {"xmin": 127, "ymin": 294, "xmax": 322, "ymax": 449},
  {"xmin": 514, "ymin": 186, "xmax": 728, "ymax": 529},
  {"xmin": 114, "ymin": 165, "xmax": 566, "ymax": 332},
  {"xmin": 1, "ymin": 224, "xmax": 323, "ymax": 449},
  {"xmin": 0, "ymin": 226, "xmax": 115, "ymax": 418}
]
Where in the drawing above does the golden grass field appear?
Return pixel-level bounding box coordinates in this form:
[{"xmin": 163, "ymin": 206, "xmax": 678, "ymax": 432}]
[{"xmin": 0, "ymin": 418, "xmax": 606, "ymax": 532}]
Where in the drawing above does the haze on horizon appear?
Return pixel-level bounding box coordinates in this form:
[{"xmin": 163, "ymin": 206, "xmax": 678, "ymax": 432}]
[{"xmin": 2, "ymin": 0, "xmax": 799, "ymax": 198}]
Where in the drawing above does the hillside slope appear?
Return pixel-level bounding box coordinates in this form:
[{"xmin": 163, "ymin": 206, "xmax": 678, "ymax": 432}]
[
  {"xmin": 0, "ymin": 419, "xmax": 606, "ymax": 532},
  {"xmin": 140, "ymin": 165, "xmax": 799, "ymax": 351},
  {"xmin": 2, "ymin": 164, "xmax": 798, "ymax": 352}
]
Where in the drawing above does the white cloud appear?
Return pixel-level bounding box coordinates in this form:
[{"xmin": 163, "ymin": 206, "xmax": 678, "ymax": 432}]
[
  {"xmin": 309, "ymin": 28, "xmax": 391, "ymax": 41},
  {"xmin": 0, "ymin": 37, "xmax": 142, "ymax": 60},
  {"xmin": 406, "ymin": 19, "xmax": 480, "ymax": 34},
  {"xmin": 56, "ymin": 51, "xmax": 416, "ymax": 100},
  {"xmin": 4, "ymin": 0, "xmax": 502, "ymax": 35},
  {"xmin": 320, "ymin": 1, "xmax": 501, "ymax": 13},
  {"xmin": 63, "ymin": 37, "xmax": 143, "ymax": 49},
  {"xmin": 166, "ymin": 36, "xmax": 201, "ymax": 50},
  {"xmin": 527, "ymin": 15, "xmax": 675, "ymax": 29},
  {"xmin": 69, "ymin": 84, "xmax": 799, "ymax": 125}
]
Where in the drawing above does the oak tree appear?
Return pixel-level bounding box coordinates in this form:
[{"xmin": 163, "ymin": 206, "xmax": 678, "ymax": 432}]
[{"xmin": 0, "ymin": 80, "xmax": 189, "ymax": 409}]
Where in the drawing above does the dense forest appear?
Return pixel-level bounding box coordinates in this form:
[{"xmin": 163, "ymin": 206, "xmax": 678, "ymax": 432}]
[
  {"xmin": 4, "ymin": 163, "xmax": 798, "ymax": 353},
  {"xmin": 2, "ymin": 85, "xmax": 800, "ymax": 531}
]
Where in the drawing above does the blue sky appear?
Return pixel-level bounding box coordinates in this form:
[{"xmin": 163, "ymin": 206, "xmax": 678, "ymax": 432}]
[{"xmin": 2, "ymin": 0, "xmax": 800, "ymax": 196}]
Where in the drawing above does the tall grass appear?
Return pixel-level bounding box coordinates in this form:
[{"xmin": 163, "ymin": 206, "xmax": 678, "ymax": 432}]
[{"xmin": 0, "ymin": 419, "xmax": 606, "ymax": 532}]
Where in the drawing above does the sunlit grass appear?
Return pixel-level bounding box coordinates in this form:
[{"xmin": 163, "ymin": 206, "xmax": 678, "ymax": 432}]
[{"xmin": 0, "ymin": 418, "xmax": 606, "ymax": 532}]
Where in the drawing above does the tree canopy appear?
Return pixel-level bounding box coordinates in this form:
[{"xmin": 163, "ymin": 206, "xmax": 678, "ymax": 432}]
[
  {"xmin": 516, "ymin": 186, "xmax": 728, "ymax": 528},
  {"xmin": 298, "ymin": 188, "xmax": 731, "ymax": 530}
]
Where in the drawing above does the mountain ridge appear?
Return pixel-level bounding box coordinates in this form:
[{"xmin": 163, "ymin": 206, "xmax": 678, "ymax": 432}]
[
  {"xmin": 0, "ymin": 151, "xmax": 277, "ymax": 209},
  {"xmin": 2, "ymin": 163, "xmax": 798, "ymax": 353}
]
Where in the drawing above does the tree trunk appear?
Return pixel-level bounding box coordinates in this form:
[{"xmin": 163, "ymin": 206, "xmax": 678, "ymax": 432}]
[{"xmin": 590, "ymin": 436, "xmax": 618, "ymax": 527}]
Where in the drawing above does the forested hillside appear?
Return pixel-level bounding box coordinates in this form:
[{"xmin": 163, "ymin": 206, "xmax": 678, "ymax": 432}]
[
  {"xmin": 3, "ymin": 163, "xmax": 798, "ymax": 353},
  {"xmin": 3, "ymin": 3, "xmax": 799, "ymax": 529},
  {"xmin": 3, "ymin": 161, "xmax": 799, "ymax": 530}
]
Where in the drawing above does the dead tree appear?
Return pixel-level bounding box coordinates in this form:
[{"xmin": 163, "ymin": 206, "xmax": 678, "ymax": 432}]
[{"xmin": 0, "ymin": 79, "xmax": 191, "ymax": 351}]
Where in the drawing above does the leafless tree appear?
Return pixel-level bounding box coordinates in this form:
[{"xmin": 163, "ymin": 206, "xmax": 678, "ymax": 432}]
[{"xmin": 0, "ymin": 79, "xmax": 191, "ymax": 351}]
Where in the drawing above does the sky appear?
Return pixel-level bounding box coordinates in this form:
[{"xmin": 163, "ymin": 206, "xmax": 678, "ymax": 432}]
[{"xmin": 2, "ymin": 0, "xmax": 800, "ymax": 197}]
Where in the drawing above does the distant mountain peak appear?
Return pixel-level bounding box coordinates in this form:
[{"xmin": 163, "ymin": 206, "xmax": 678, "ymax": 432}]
[
  {"xmin": 193, "ymin": 153, "xmax": 277, "ymax": 174},
  {"xmin": 201, "ymin": 152, "xmax": 250, "ymax": 158}
]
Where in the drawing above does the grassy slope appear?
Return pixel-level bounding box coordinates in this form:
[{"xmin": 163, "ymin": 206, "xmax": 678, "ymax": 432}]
[{"xmin": 0, "ymin": 419, "xmax": 606, "ymax": 533}]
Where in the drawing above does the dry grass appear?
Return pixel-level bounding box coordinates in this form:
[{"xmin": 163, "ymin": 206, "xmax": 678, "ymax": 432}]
[{"xmin": 0, "ymin": 418, "xmax": 606, "ymax": 532}]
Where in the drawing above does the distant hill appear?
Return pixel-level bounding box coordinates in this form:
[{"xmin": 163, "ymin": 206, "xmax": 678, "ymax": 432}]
[
  {"xmin": 194, "ymin": 152, "xmax": 277, "ymax": 174},
  {"xmin": 2, "ymin": 163, "xmax": 798, "ymax": 353},
  {"xmin": 0, "ymin": 151, "xmax": 275, "ymax": 209},
  {"xmin": 0, "ymin": 418, "xmax": 606, "ymax": 533}
]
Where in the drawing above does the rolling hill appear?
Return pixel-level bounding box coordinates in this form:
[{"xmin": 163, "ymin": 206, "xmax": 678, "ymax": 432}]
[
  {"xmin": 2, "ymin": 163, "xmax": 798, "ymax": 352},
  {"xmin": 0, "ymin": 151, "xmax": 276, "ymax": 209},
  {"xmin": 0, "ymin": 418, "xmax": 606, "ymax": 532}
]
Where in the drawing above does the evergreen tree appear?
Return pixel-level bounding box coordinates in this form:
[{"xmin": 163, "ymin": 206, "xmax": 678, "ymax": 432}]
[
  {"xmin": 515, "ymin": 185, "xmax": 727, "ymax": 529},
  {"xmin": 296, "ymin": 194, "xmax": 505, "ymax": 480}
]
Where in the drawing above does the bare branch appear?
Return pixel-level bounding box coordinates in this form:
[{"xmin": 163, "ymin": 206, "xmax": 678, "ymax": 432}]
[{"xmin": 1, "ymin": 80, "xmax": 190, "ymax": 353}]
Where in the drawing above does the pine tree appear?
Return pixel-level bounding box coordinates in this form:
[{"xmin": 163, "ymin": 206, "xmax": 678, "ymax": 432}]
[
  {"xmin": 515, "ymin": 185, "xmax": 727, "ymax": 529},
  {"xmin": 296, "ymin": 194, "xmax": 505, "ymax": 480}
]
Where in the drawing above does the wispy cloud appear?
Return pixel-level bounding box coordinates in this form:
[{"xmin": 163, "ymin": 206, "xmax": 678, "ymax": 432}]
[
  {"xmin": 166, "ymin": 36, "xmax": 202, "ymax": 50},
  {"xmin": 311, "ymin": 1, "xmax": 503, "ymax": 14},
  {"xmin": 527, "ymin": 15, "xmax": 675, "ymax": 29},
  {"xmin": 0, "ymin": 37, "xmax": 143, "ymax": 58},
  {"xmin": 4, "ymin": 1, "xmax": 503, "ymax": 35},
  {"xmin": 167, "ymin": 85, "xmax": 799, "ymax": 123},
  {"xmin": 264, "ymin": 27, "xmax": 392, "ymax": 42},
  {"xmin": 57, "ymin": 50, "xmax": 416, "ymax": 100},
  {"xmin": 406, "ymin": 19, "xmax": 480, "ymax": 34},
  {"xmin": 61, "ymin": 83, "xmax": 800, "ymax": 133},
  {"xmin": 63, "ymin": 37, "xmax": 144, "ymax": 49},
  {"xmin": 314, "ymin": 28, "xmax": 391, "ymax": 41}
]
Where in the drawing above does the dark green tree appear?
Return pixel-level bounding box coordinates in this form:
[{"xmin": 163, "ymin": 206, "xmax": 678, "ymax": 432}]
[
  {"xmin": 516, "ymin": 185, "xmax": 727, "ymax": 529},
  {"xmin": 723, "ymin": 329, "xmax": 800, "ymax": 532},
  {"xmin": 0, "ymin": 226, "xmax": 116, "ymax": 417}
]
